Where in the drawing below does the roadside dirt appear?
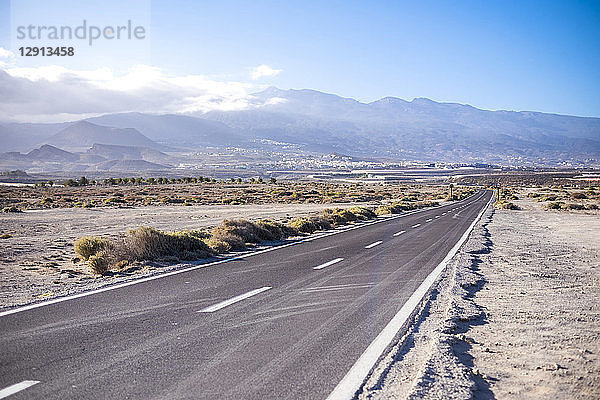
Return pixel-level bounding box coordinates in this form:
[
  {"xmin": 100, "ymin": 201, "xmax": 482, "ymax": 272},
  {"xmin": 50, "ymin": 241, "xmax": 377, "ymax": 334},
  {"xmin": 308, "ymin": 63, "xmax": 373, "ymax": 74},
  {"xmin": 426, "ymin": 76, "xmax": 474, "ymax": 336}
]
[{"xmin": 360, "ymin": 195, "xmax": 600, "ymax": 399}]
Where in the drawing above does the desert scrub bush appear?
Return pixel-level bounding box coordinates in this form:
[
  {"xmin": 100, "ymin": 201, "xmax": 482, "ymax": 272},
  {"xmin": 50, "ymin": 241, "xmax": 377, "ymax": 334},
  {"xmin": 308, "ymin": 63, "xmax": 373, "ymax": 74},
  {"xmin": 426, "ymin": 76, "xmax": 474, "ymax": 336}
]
[
  {"xmin": 74, "ymin": 236, "xmax": 109, "ymax": 260},
  {"xmin": 2, "ymin": 205, "xmax": 22, "ymax": 213},
  {"xmin": 346, "ymin": 206, "xmax": 376, "ymax": 220},
  {"xmin": 0, "ymin": 233, "xmax": 12, "ymax": 239},
  {"xmin": 565, "ymin": 203, "xmax": 585, "ymax": 210},
  {"xmin": 570, "ymin": 192, "xmax": 588, "ymax": 200},
  {"xmin": 288, "ymin": 217, "xmax": 318, "ymax": 233},
  {"xmin": 256, "ymin": 220, "xmax": 297, "ymax": 240},
  {"xmin": 494, "ymin": 200, "xmax": 520, "ymax": 210},
  {"xmin": 88, "ymin": 251, "xmax": 111, "ymax": 275},
  {"xmin": 546, "ymin": 201, "xmax": 564, "ymax": 210},
  {"xmin": 203, "ymin": 237, "xmax": 236, "ymax": 253},
  {"xmin": 212, "ymin": 219, "xmax": 267, "ymax": 244},
  {"xmin": 123, "ymin": 226, "xmax": 213, "ymax": 261},
  {"xmin": 586, "ymin": 204, "xmax": 599, "ymax": 210},
  {"xmin": 310, "ymin": 216, "xmax": 332, "ymax": 230}
]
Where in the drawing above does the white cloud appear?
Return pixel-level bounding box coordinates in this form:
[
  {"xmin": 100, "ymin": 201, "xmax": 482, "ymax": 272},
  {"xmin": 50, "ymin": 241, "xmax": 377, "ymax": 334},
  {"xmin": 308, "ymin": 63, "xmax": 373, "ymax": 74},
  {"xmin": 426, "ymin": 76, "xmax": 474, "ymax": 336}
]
[
  {"xmin": 250, "ymin": 64, "xmax": 282, "ymax": 80},
  {"xmin": 0, "ymin": 47, "xmax": 16, "ymax": 67},
  {"xmin": 0, "ymin": 64, "xmax": 256, "ymax": 122}
]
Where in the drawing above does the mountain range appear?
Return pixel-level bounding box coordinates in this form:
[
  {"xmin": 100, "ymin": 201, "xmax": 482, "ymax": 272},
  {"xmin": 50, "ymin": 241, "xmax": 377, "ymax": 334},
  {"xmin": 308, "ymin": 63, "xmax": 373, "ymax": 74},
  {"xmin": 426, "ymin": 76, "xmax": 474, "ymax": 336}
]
[{"xmin": 1, "ymin": 87, "xmax": 599, "ymax": 170}]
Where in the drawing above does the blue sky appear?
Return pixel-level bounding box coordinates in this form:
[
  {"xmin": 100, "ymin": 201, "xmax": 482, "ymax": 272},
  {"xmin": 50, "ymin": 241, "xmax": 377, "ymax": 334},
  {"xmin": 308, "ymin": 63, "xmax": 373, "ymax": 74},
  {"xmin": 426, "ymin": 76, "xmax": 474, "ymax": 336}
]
[{"xmin": 0, "ymin": 0, "xmax": 599, "ymax": 120}]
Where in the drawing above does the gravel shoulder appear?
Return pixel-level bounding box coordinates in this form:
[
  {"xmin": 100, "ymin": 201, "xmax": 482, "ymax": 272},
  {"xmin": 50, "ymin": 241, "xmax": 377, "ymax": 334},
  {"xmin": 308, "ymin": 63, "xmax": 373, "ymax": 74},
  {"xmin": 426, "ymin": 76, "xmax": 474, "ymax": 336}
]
[{"xmin": 359, "ymin": 195, "xmax": 600, "ymax": 399}]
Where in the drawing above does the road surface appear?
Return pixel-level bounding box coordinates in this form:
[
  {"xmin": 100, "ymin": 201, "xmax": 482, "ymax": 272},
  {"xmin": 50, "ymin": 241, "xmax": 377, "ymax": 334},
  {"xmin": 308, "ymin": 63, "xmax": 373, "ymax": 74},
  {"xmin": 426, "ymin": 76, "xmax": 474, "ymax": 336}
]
[{"xmin": 0, "ymin": 190, "xmax": 492, "ymax": 399}]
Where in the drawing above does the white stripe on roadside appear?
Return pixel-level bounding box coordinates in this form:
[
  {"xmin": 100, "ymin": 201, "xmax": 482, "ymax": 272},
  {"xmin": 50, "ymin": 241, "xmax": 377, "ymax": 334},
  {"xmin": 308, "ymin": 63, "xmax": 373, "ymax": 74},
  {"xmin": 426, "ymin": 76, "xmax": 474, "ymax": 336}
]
[
  {"xmin": 392, "ymin": 230, "xmax": 406, "ymax": 237},
  {"xmin": 411, "ymin": 223, "xmax": 421, "ymax": 228},
  {"xmin": 0, "ymin": 381, "xmax": 40, "ymax": 399},
  {"xmin": 198, "ymin": 287, "xmax": 272, "ymax": 313},
  {"xmin": 364, "ymin": 241, "xmax": 383, "ymax": 249},
  {"xmin": 313, "ymin": 258, "xmax": 344, "ymax": 270}
]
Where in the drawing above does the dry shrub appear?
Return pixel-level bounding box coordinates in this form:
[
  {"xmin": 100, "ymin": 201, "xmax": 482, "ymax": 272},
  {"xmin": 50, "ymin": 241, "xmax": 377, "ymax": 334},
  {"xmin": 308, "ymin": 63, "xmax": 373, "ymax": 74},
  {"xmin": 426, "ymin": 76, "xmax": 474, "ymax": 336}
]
[
  {"xmin": 123, "ymin": 226, "xmax": 213, "ymax": 261},
  {"xmin": 494, "ymin": 201, "xmax": 520, "ymax": 210},
  {"xmin": 88, "ymin": 251, "xmax": 110, "ymax": 275},
  {"xmin": 288, "ymin": 217, "xmax": 317, "ymax": 233},
  {"xmin": 256, "ymin": 219, "xmax": 297, "ymax": 240},
  {"xmin": 74, "ymin": 236, "xmax": 109, "ymax": 260},
  {"xmin": 346, "ymin": 206, "xmax": 376, "ymax": 220}
]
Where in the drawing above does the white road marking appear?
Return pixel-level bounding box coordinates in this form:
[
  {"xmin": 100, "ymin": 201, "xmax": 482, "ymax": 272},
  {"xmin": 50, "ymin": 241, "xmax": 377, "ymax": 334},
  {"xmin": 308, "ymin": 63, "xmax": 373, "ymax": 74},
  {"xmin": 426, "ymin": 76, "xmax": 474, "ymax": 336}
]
[
  {"xmin": 313, "ymin": 258, "xmax": 344, "ymax": 270},
  {"xmin": 0, "ymin": 381, "xmax": 40, "ymax": 399},
  {"xmin": 364, "ymin": 241, "xmax": 383, "ymax": 249},
  {"xmin": 198, "ymin": 286, "xmax": 272, "ymax": 313},
  {"xmin": 425, "ymin": 218, "xmax": 432, "ymax": 222},
  {"xmin": 411, "ymin": 223, "xmax": 421, "ymax": 228},
  {"xmin": 326, "ymin": 194, "xmax": 494, "ymax": 400},
  {"xmin": 435, "ymin": 216, "xmax": 440, "ymax": 219},
  {"xmin": 392, "ymin": 230, "xmax": 406, "ymax": 237},
  {"xmin": 301, "ymin": 284, "xmax": 374, "ymax": 293}
]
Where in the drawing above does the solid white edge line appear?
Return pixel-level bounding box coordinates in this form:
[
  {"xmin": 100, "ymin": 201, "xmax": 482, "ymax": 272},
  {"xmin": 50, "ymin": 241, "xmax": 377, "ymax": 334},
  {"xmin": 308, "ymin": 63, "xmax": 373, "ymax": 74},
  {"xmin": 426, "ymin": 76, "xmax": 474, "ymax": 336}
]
[
  {"xmin": 0, "ymin": 380, "xmax": 40, "ymax": 399},
  {"xmin": 392, "ymin": 230, "xmax": 406, "ymax": 237},
  {"xmin": 325, "ymin": 192, "xmax": 493, "ymax": 400},
  {"xmin": 313, "ymin": 258, "xmax": 344, "ymax": 270},
  {"xmin": 0, "ymin": 192, "xmax": 484, "ymax": 318},
  {"xmin": 364, "ymin": 241, "xmax": 383, "ymax": 249},
  {"xmin": 197, "ymin": 286, "xmax": 272, "ymax": 313}
]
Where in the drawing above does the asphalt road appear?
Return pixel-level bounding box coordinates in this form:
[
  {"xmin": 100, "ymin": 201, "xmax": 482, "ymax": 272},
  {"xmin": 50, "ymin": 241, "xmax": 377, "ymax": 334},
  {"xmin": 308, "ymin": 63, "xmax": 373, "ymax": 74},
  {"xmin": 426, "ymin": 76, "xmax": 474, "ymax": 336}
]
[{"xmin": 0, "ymin": 190, "xmax": 492, "ymax": 399}]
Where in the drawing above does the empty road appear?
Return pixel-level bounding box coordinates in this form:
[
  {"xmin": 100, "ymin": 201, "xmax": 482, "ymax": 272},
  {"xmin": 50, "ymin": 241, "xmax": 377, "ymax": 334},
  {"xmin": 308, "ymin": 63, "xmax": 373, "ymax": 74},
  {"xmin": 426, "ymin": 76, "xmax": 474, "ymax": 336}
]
[{"xmin": 0, "ymin": 190, "xmax": 492, "ymax": 399}]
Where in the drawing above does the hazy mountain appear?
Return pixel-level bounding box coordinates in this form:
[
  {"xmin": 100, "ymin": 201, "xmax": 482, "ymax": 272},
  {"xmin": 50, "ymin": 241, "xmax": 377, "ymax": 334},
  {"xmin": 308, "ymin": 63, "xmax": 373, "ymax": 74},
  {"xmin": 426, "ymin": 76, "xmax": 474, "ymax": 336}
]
[
  {"xmin": 86, "ymin": 113, "xmax": 244, "ymax": 148},
  {"xmin": 0, "ymin": 144, "xmax": 172, "ymax": 173},
  {"xmin": 202, "ymin": 87, "xmax": 600, "ymax": 164},
  {"xmin": 88, "ymin": 159, "xmax": 170, "ymax": 172},
  {"xmin": 86, "ymin": 143, "xmax": 172, "ymax": 164},
  {"xmin": 27, "ymin": 144, "xmax": 80, "ymax": 162},
  {"xmin": 0, "ymin": 122, "xmax": 68, "ymax": 152},
  {"xmin": 1, "ymin": 87, "xmax": 599, "ymax": 166},
  {"xmin": 45, "ymin": 121, "xmax": 164, "ymax": 152}
]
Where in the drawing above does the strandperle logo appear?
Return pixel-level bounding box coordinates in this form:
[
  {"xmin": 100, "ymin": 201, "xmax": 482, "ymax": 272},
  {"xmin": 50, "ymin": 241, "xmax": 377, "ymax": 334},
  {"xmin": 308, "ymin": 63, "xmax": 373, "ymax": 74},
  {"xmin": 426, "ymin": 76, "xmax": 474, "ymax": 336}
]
[{"xmin": 15, "ymin": 20, "xmax": 146, "ymax": 46}]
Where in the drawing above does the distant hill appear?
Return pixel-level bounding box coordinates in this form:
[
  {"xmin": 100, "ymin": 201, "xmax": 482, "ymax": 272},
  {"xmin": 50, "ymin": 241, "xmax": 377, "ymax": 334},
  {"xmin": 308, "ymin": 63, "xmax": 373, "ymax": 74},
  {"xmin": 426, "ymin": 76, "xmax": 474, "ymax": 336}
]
[
  {"xmin": 86, "ymin": 143, "xmax": 172, "ymax": 164},
  {"xmin": 0, "ymin": 144, "xmax": 172, "ymax": 173},
  {"xmin": 88, "ymin": 159, "xmax": 170, "ymax": 172},
  {"xmin": 86, "ymin": 113, "xmax": 244, "ymax": 147},
  {"xmin": 202, "ymin": 87, "xmax": 600, "ymax": 164},
  {"xmin": 27, "ymin": 144, "xmax": 80, "ymax": 162},
  {"xmin": 45, "ymin": 121, "xmax": 164, "ymax": 151},
  {"xmin": 0, "ymin": 122, "xmax": 68, "ymax": 152},
  {"xmin": 2, "ymin": 87, "xmax": 599, "ymax": 166}
]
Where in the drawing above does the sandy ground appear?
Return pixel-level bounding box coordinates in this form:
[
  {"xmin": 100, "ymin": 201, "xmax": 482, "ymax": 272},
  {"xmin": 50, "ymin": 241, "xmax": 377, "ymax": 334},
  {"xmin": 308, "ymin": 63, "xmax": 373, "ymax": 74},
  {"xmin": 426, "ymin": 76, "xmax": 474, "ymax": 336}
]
[
  {"xmin": 0, "ymin": 202, "xmax": 370, "ymax": 309},
  {"xmin": 360, "ymin": 195, "xmax": 600, "ymax": 399}
]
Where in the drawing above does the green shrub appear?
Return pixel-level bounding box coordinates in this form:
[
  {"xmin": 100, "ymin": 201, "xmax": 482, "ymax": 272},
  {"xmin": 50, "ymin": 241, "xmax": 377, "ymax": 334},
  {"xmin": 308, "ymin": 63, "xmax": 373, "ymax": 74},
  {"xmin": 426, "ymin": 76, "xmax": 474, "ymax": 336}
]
[{"xmin": 74, "ymin": 236, "xmax": 109, "ymax": 260}]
